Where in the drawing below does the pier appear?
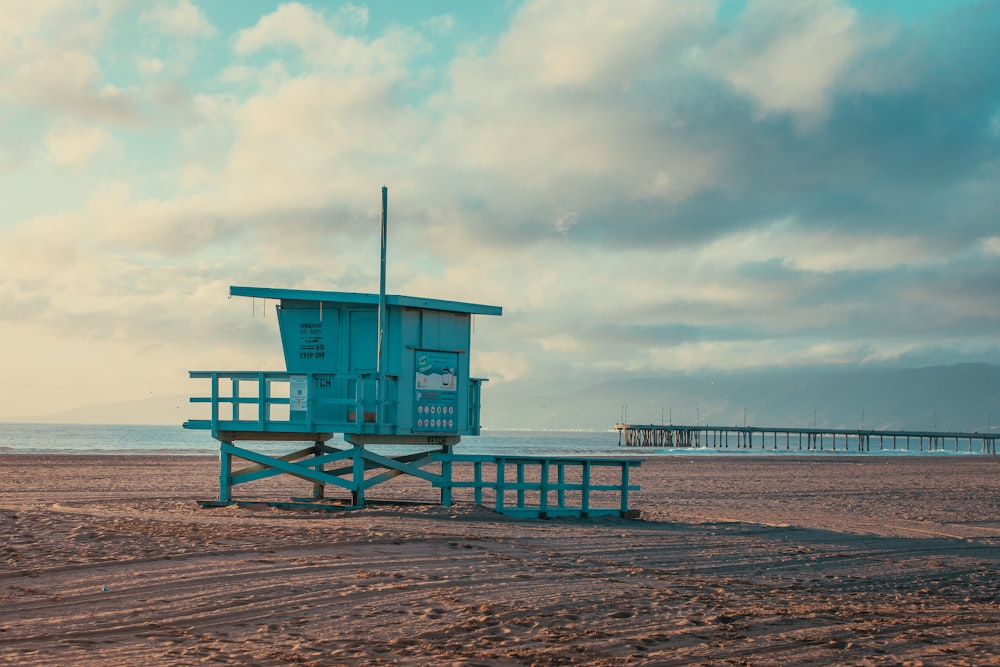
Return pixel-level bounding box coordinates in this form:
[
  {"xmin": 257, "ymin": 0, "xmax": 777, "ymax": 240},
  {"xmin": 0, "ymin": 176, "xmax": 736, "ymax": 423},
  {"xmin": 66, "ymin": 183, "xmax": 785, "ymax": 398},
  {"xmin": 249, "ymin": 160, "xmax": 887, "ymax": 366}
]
[{"xmin": 616, "ymin": 423, "xmax": 998, "ymax": 454}]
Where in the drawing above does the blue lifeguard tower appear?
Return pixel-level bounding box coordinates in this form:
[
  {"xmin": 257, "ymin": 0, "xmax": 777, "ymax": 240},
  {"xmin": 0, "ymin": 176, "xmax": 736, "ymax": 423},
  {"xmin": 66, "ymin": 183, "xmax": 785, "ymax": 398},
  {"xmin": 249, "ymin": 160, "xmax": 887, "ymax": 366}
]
[
  {"xmin": 186, "ymin": 188, "xmax": 640, "ymax": 517},
  {"xmin": 184, "ymin": 284, "xmax": 501, "ymax": 506}
]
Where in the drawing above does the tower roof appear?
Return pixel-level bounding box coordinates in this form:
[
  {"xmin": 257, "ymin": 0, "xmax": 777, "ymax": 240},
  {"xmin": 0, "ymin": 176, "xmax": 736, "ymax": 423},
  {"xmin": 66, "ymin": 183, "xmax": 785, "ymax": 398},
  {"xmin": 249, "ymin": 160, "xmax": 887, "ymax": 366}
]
[{"xmin": 229, "ymin": 285, "xmax": 502, "ymax": 316}]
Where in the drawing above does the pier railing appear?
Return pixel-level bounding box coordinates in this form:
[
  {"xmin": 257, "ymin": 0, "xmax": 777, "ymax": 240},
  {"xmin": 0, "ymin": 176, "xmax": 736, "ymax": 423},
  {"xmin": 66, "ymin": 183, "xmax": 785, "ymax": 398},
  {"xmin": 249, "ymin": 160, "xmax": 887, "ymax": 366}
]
[{"xmin": 616, "ymin": 423, "xmax": 998, "ymax": 454}]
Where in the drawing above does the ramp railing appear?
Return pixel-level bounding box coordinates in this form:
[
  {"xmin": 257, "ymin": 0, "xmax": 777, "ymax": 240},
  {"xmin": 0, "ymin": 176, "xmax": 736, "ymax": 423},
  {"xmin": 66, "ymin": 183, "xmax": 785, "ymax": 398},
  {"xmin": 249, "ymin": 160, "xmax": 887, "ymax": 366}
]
[{"xmin": 432, "ymin": 454, "xmax": 641, "ymax": 518}]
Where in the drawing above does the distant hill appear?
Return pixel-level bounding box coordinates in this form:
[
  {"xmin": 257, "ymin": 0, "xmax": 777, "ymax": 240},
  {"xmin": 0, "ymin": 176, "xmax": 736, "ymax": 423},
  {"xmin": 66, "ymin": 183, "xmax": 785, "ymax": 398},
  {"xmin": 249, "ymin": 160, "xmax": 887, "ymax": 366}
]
[
  {"xmin": 480, "ymin": 363, "xmax": 1000, "ymax": 433},
  {"xmin": 2, "ymin": 395, "xmax": 190, "ymax": 426}
]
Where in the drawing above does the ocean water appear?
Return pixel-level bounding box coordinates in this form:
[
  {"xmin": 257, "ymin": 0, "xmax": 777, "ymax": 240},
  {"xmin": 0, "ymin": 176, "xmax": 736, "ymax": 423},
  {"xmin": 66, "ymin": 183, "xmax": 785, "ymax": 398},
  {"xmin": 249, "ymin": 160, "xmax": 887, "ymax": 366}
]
[
  {"xmin": 0, "ymin": 423, "xmax": 987, "ymax": 457},
  {"xmin": 0, "ymin": 424, "xmax": 625, "ymax": 457}
]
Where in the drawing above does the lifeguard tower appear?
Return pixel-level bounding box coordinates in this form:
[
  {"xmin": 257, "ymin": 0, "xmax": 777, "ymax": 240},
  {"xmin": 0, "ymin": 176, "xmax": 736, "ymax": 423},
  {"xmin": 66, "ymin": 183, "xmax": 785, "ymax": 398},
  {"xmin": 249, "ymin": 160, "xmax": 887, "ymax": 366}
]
[
  {"xmin": 184, "ymin": 283, "xmax": 502, "ymax": 505},
  {"xmin": 186, "ymin": 188, "xmax": 640, "ymax": 517}
]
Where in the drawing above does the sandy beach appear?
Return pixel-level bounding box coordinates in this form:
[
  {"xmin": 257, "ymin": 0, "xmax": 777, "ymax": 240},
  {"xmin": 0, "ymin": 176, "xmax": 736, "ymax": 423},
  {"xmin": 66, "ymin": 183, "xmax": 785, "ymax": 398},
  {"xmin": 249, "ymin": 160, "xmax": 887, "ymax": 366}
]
[{"xmin": 2, "ymin": 453, "xmax": 999, "ymax": 666}]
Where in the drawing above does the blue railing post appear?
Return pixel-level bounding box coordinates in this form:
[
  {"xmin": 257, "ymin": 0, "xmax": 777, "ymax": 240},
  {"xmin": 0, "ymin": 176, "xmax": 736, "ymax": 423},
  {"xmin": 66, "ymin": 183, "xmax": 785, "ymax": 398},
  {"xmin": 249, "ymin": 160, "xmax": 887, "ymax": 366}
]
[
  {"xmin": 210, "ymin": 373, "xmax": 219, "ymax": 430},
  {"xmin": 257, "ymin": 372, "xmax": 266, "ymax": 430},
  {"xmin": 231, "ymin": 376, "xmax": 240, "ymax": 421},
  {"xmin": 557, "ymin": 463, "xmax": 565, "ymax": 508},
  {"xmin": 312, "ymin": 440, "xmax": 325, "ymax": 499},
  {"xmin": 516, "ymin": 462, "xmax": 526, "ymax": 509},
  {"xmin": 620, "ymin": 461, "xmax": 630, "ymax": 514},
  {"xmin": 440, "ymin": 446, "xmax": 453, "ymax": 507},
  {"xmin": 495, "ymin": 458, "xmax": 506, "ymax": 513},
  {"xmin": 473, "ymin": 462, "xmax": 483, "ymax": 505},
  {"xmin": 539, "ymin": 459, "xmax": 550, "ymax": 518},
  {"xmin": 351, "ymin": 444, "xmax": 365, "ymax": 506},
  {"xmin": 219, "ymin": 443, "xmax": 232, "ymax": 502}
]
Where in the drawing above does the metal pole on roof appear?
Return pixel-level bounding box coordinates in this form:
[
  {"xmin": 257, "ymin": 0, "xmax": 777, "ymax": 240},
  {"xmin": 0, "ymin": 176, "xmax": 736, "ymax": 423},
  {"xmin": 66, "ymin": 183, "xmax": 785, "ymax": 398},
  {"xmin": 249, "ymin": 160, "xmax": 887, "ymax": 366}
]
[{"xmin": 376, "ymin": 186, "xmax": 388, "ymax": 423}]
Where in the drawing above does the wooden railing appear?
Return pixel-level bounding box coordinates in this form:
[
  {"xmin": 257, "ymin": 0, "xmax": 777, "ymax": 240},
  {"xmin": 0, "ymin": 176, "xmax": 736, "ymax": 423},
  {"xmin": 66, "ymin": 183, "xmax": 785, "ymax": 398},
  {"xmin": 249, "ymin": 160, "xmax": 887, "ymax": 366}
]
[
  {"xmin": 185, "ymin": 371, "xmax": 377, "ymax": 435},
  {"xmin": 433, "ymin": 454, "xmax": 641, "ymax": 519},
  {"xmin": 185, "ymin": 371, "xmax": 488, "ymax": 438}
]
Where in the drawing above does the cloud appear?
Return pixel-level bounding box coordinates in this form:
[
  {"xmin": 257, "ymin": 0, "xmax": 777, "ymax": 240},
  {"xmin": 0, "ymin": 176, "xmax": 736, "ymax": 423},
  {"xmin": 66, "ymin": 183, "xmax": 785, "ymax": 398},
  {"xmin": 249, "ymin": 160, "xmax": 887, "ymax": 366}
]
[
  {"xmin": 140, "ymin": 0, "xmax": 216, "ymax": 38},
  {"xmin": 424, "ymin": 14, "xmax": 455, "ymax": 35},
  {"xmin": 336, "ymin": 3, "xmax": 369, "ymax": 30},
  {"xmin": 44, "ymin": 123, "xmax": 112, "ymax": 166},
  {"xmin": 217, "ymin": 65, "xmax": 255, "ymax": 83},
  {"xmin": 439, "ymin": 1, "xmax": 713, "ymax": 167},
  {"xmin": 218, "ymin": 75, "xmax": 425, "ymax": 214},
  {"xmin": 138, "ymin": 57, "xmax": 165, "ymax": 75},
  {"xmin": 552, "ymin": 209, "xmax": 579, "ymax": 236},
  {"xmin": 703, "ymin": 221, "xmax": 934, "ymax": 273},
  {"xmin": 2, "ymin": 0, "xmax": 999, "ymax": 420},
  {"xmin": 703, "ymin": 0, "xmax": 891, "ymax": 123},
  {"xmin": 480, "ymin": 0, "xmax": 713, "ymax": 90},
  {"xmin": 0, "ymin": 2, "xmax": 143, "ymax": 123},
  {"xmin": 0, "ymin": 281, "xmax": 51, "ymax": 321},
  {"xmin": 233, "ymin": 1, "xmax": 427, "ymax": 79},
  {"xmin": 233, "ymin": 3, "xmax": 335, "ymax": 56},
  {"xmin": 0, "ymin": 47, "xmax": 142, "ymax": 123}
]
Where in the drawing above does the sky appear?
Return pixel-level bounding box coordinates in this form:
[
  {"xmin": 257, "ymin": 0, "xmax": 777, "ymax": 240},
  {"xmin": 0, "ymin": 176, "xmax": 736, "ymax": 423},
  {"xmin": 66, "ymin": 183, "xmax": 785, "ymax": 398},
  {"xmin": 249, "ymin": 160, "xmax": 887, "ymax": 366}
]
[{"xmin": 1, "ymin": 0, "xmax": 999, "ymax": 422}]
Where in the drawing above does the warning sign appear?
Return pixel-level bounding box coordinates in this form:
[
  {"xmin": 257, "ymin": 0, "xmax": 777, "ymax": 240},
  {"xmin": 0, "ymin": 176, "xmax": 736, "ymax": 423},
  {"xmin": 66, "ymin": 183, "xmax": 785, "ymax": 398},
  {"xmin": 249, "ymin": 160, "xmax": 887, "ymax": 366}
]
[{"xmin": 413, "ymin": 350, "xmax": 457, "ymax": 432}]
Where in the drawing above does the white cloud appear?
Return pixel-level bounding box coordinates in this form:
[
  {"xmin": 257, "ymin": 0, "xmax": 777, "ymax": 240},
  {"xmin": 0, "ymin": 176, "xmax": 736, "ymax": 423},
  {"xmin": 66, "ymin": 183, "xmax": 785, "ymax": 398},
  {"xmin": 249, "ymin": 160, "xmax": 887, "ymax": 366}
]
[
  {"xmin": 233, "ymin": 3, "xmax": 336, "ymax": 57},
  {"xmin": 423, "ymin": 1, "xmax": 721, "ymax": 219},
  {"xmin": 99, "ymin": 193, "xmax": 242, "ymax": 256},
  {"xmin": 424, "ymin": 14, "xmax": 455, "ymax": 35},
  {"xmin": 782, "ymin": 235, "xmax": 931, "ymax": 273},
  {"xmin": 1, "ymin": 48, "xmax": 139, "ymax": 121},
  {"xmin": 140, "ymin": 0, "xmax": 216, "ymax": 38},
  {"xmin": 44, "ymin": 123, "xmax": 111, "ymax": 166},
  {"xmin": 215, "ymin": 7, "xmax": 435, "ymax": 215},
  {"xmin": 0, "ymin": 1, "xmax": 119, "ymax": 44},
  {"xmin": 475, "ymin": 349, "xmax": 532, "ymax": 384},
  {"xmin": 702, "ymin": 221, "xmax": 934, "ymax": 273},
  {"xmin": 233, "ymin": 2, "xmax": 427, "ymax": 79},
  {"xmin": 0, "ymin": 2, "xmax": 141, "ymax": 124},
  {"xmin": 0, "ymin": 281, "xmax": 51, "ymax": 320},
  {"xmin": 138, "ymin": 57, "xmax": 165, "ymax": 74},
  {"xmin": 220, "ymin": 77, "xmax": 415, "ymax": 210},
  {"xmin": 179, "ymin": 163, "xmax": 217, "ymax": 190},
  {"xmin": 552, "ymin": 209, "xmax": 578, "ymax": 236},
  {"xmin": 336, "ymin": 3, "xmax": 369, "ymax": 30},
  {"xmin": 704, "ymin": 0, "xmax": 888, "ymax": 122},
  {"xmin": 641, "ymin": 171, "xmax": 672, "ymax": 198},
  {"xmin": 481, "ymin": 0, "xmax": 712, "ymax": 90},
  {"xmin": 218, "ymin": 65, "xmax": 256, "ymax": 83}
]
